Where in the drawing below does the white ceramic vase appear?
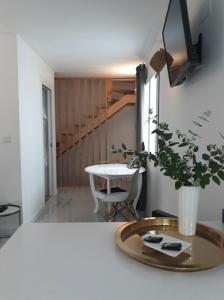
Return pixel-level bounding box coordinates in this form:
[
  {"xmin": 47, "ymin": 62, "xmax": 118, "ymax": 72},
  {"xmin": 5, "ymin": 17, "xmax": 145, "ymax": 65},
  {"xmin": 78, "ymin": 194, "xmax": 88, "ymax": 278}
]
[{"xmin": 178, "ymin": 186, "xmax": 200, "ymax": 236}]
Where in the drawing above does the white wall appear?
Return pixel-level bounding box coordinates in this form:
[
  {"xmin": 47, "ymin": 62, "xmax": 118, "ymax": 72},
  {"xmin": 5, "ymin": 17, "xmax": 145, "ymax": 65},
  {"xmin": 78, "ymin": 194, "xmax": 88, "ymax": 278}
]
[
  {"xmin": 108, "ymin": 105, "xmax": 136, "ymax": 155},
  {"xmin": 0, "ymin": 33, "xmax": 22, "ymax": 207},
  {"xmin": 17, "ymin": 36, "xmax": 56, "ymax": 223},
  {"xmin": 0, "ymin": 33, "xmax": 56, "ymax": 226},
  {"xmin": 146, "ymin": 0, "xmax": 224, "ymax": 221}
]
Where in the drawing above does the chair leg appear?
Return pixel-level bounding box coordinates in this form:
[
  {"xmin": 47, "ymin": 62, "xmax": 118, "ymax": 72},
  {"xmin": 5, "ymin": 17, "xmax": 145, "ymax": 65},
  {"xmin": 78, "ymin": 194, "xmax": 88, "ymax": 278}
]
[
  {"xmin": 105, "ymin": 203, "xmax": 118, "ymax": 222},
  {"xmin": 132, "ymin": 205, "xmax": 139, "ymax": 220},
  {"xmin": 113, "ymin": 202, "xmax": 137, "ymax": 222},
  {"xmin": 112, "ymin": 203, "xmax": 119, "ymax": 222},
  {"xmin": 107, "ymin": 202, "xmax": 139, "ymax": 222},
  {"xmin": 127, "ymin": 203, "xmax": 139, "ymax": 220}
]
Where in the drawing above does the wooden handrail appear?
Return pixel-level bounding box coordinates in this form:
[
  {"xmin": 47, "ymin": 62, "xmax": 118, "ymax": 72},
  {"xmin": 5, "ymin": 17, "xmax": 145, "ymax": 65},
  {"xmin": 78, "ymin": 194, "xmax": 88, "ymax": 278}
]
[
  {"xmin": 57, "ymin": 93, "xmax": 136, "ymax": 157},
  {"xmin": 111, "ymin": 88, "xmax": 135, "ymax": 95},
  {"xmin": 107, "ymin": 94, "xmax": 135, "ymax": 118}
]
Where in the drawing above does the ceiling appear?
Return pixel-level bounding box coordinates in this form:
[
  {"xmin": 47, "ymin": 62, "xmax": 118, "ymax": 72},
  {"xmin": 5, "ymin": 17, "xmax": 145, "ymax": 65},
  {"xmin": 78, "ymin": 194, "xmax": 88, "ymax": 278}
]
[{"xmin": 0, "ymin": 0, "xmax": 168, "ymax": 77}]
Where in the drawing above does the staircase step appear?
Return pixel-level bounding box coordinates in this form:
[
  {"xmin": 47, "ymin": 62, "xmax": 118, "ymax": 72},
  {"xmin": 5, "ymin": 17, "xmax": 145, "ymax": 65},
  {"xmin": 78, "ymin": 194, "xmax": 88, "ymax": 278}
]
[
  {"xmin": 111, "ymin": 78, "xmax": 135, "ymax": 82},
  {"xmin": 97, "ymin": 106, "xmax": 106, "ymax": 110},
  {"xmin": 108, "ymin": 98, "xmax": 119, "ymax": 104},
  {"xmin": 57, "ymin": 92, "xmax": 136, "ymax": 157},
  {"xmin": 61, "ymin": 132, "xmax": 73, "ymax": 136},
  {"xmin": 111, "ymin": 88, "xmax": 135, "ymax": 95}
]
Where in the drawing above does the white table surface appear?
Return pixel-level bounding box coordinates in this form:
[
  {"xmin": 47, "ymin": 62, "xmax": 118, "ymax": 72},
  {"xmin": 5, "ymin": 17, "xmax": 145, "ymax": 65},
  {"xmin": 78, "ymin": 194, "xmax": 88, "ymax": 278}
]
[
  {"xmin": 85, "ymin": 164, "xmax": 145, "ymax": 213},
  {"xmin": 0, "ymin": 222, "xmax": 223, "ymax": 300},
  {"xmin": 85, "ymin": 163, "xmax": 145, "ymax": 177}
]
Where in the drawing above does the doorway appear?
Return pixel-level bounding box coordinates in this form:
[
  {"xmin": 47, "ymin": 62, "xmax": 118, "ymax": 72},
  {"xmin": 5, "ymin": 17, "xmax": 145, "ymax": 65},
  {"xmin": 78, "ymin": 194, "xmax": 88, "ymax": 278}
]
[{"xmin": 42, "ymin": 85, "xmax": 53, "ymax": 201}]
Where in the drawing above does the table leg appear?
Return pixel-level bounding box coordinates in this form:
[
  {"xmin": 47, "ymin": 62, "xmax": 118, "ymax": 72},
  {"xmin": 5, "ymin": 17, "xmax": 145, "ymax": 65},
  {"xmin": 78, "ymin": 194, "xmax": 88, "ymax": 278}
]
[
  {"xmin": 106, "ymin": 178, "xmax": 115, "ymax": 221},
  {"xmin": 107, "ymin": 178, "xmax": 111, "ymax": 194},
  {"xmin": 18, "ymin": 210, "xmax": 22, "ymax": 225},
  {"xmin": 106, "ymin": 178, "xmax": 112, "ymax": 214},
  {"xmin": 132, "ymin": 173, "xmax": 143, "ymax": 219},
  {"xmin": 89, "ymin": 174, "xmax": 100, "ymax": 213}
]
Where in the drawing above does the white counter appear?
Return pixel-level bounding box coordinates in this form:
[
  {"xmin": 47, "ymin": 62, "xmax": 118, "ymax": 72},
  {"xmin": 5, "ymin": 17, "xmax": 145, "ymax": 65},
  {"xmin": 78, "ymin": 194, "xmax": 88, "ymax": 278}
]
[{"xmin": 0, "ymin": 222, "xmax": 223, "ymax": 300}]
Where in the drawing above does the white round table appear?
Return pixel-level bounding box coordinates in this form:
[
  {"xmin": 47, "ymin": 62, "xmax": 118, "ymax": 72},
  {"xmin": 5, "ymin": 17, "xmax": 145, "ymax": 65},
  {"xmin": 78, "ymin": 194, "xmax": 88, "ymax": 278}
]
[{"xmin": 85, "ymin": 164, "xmax": 145, "ymax": 213}]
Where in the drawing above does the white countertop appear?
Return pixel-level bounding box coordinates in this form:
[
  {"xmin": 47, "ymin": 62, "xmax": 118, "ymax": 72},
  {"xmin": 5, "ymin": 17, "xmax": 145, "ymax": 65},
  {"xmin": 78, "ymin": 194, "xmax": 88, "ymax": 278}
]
[{"xmin": 0, "ymin": 222, "xmax": 223, "ymax": 300}]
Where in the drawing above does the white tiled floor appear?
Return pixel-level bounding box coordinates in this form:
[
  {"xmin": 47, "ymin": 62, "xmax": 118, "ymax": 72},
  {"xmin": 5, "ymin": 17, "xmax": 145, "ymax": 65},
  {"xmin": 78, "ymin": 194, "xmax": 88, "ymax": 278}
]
[
  {"xmin": 36, "ymin": 186, "xmax": 130, "ymax": 223},
  {"xmin": 0, "ymin": 186, "xmax": 145, "ymax": 248}
]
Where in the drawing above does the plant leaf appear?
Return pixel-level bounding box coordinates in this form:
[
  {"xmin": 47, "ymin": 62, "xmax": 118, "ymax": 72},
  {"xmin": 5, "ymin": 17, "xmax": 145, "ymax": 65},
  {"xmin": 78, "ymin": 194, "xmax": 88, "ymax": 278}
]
[
  {"xmin": 141, "ymin": 142, "xmax": 145, "ymax": 151},
  {"xmin": 154, "ymin": 161, "xmax": 159, "ymax": 167},
  {"xmin": 178, "ymin": 143, "xmax": 188, "ymax": 147},
  {"xmin": 193, "ymin": 121, "xmax": 203, "ymax": 127},
  {"xmin": 212, "ymin": 175, "xmax": 221, "ymax": 185},
  {"xmin": 218, "ymin": 170, "xmax": 224, "ymax": 181},
  {"xmin": 122, "ymin": 143, "xmax": 127, "ymax": 150},
  {"xmin": 169, "ymin": 142, "xmax": 179, "ymax": 146},
  {"xmin": 202, "ymin": 154, "xmax": 210, "ymax": 161},
  {"xmin": 200, "ymin": 174, "xmax": 210, "ymax": 188},
  {"xmin": 198, "ymin": 115, "xmax": 209, "ymax": 123},
  {"xmin": 219, "ymin": 132, "xmax": 224, "ymax": 140},
  {"xmin": 209, "ymin": 160, "xmax": 221, "ymax": 173},
  {"xmin": 175, "ymin": 181, "xmax": 182, "ymax": 190},
  {"xmin": 164, "ymin": 133, "xmax": 173, "ymax": 141},
  {"xmin": 158, "ymin": 139, "xmax": 166, "ymax": 150},
  {"xmin": 193, "ymin": 146, "xmax": 199, "ymax": 152},
  {"xmin": 127, "ymin": 150, "xmax": 134, "ymax": 155}
]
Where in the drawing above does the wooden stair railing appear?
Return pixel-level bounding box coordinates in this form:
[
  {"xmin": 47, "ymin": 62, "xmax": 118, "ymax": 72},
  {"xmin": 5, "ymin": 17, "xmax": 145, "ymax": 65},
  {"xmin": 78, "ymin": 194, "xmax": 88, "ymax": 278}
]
[{"xmin": 56, "ymin": 78, "xmax": 136, "ymax": 158}]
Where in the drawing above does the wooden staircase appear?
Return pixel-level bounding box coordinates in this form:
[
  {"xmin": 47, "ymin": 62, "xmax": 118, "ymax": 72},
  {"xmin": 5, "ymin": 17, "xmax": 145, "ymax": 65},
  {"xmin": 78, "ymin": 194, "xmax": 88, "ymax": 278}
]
[{"xmin": 56, "ymin": 78, "xmax": 136, "ymax": 158}]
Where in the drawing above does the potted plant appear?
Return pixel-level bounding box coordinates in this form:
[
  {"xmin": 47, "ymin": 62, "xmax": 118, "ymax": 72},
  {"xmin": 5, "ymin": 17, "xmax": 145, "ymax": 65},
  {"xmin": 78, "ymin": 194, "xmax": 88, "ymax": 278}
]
[{"xmin": 112, "ymin": 111, "xmax": 224, "ymax": 236}]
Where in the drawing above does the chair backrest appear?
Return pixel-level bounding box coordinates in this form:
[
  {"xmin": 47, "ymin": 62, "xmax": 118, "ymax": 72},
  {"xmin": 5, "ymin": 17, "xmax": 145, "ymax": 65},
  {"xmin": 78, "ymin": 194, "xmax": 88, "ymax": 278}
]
[{"xmin": 127, "ymin": 169, "xmax": 140, "ymax": 204}]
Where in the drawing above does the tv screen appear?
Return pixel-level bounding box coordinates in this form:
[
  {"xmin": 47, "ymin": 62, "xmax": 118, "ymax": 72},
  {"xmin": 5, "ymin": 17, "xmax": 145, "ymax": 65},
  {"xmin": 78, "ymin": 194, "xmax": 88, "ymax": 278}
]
[{"xmin": 162, "ymin": 0, "xmax": 200, "ymax": 87}]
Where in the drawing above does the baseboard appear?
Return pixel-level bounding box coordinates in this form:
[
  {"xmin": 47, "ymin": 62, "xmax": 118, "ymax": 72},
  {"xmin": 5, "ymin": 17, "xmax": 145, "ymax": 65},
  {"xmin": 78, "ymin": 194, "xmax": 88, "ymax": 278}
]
[
  {"xmin": 30, "ymin": 195, "xmax": 55, "ymax": 223},
  {"xmin": 30, "ymin": 207, "xmax": 44, "ymax": 223}
]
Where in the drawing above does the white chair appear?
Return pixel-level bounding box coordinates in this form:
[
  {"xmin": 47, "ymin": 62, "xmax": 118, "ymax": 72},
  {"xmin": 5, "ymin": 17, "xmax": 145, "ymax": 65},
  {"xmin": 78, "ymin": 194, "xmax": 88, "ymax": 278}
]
[{"xmin": 97, "ymin": 170, "xmax": 142, "ymax": 220}]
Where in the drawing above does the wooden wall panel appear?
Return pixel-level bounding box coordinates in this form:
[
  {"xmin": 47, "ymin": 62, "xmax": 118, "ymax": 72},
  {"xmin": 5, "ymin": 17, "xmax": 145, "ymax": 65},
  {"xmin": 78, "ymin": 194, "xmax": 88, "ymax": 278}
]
[{"xmin": 55, "ymin": 77, "xmax": 135, "ymax": 186}]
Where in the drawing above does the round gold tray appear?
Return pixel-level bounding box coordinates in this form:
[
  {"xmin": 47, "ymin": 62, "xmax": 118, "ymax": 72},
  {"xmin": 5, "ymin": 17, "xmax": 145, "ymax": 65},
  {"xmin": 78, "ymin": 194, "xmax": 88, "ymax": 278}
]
[{"xmin": 115, "ymin": 218, "xmax": 224, "ymax": 272}]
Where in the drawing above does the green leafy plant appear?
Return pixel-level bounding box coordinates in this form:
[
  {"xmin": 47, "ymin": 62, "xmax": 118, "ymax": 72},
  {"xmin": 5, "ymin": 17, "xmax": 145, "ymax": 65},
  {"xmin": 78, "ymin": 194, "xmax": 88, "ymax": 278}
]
[{"xmin": 112, "ymin": 111, "xmax": 224, "ymax": 190}]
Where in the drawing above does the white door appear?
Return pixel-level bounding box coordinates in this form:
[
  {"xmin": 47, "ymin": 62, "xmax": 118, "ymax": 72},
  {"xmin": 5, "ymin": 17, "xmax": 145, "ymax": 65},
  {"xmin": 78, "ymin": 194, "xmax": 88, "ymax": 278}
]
[{"xmin": 42, "ymin": 86, "xmax": 53, "ymax": 201}]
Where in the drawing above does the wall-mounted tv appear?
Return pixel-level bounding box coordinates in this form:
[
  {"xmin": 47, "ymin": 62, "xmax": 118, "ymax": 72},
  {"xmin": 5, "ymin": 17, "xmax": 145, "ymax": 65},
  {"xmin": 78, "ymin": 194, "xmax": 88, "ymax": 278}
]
[{"xmin": 162, "ymin": 0, "xmax": 202, "ymax": 87}]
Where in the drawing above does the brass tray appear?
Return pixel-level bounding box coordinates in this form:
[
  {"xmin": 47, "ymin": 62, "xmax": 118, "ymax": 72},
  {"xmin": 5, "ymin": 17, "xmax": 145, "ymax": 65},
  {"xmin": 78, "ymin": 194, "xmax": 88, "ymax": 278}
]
[{"xmin": 115, "ymin": 218, "xmax": 224, "ymax": 272}]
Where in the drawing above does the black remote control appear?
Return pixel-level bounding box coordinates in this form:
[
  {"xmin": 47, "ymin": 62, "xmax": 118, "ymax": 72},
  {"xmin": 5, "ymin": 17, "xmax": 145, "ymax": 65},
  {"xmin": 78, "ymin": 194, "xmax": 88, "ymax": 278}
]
[
  {"xmin": 144, "ymin": 236, "xmax": 163, "ymax": 243},
  {"xmin": 161, "ymin": 243, "xmax": 182, "ymax": 251}
]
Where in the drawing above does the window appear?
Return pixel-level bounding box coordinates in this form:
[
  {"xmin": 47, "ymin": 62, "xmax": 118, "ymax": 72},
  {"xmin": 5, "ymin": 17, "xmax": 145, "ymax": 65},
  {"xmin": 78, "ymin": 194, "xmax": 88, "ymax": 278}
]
[
  {"xmin": 141, "ymin": 74, "xmax": 159, "ymax": 153},
  {"xmin": 142, "ymin": 81, "xmax": 150, "ymax": 151},
  {"xmin": 149, "ymin": 74, "xmax": 159, "ymax": 153}
]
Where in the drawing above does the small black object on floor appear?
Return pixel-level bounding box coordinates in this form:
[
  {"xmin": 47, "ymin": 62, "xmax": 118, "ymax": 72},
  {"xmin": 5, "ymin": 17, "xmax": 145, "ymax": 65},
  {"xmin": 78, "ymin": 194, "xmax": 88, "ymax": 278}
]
[{"xmin": 100, "ymin": 187, "xmax": 126, "ymax": 194}]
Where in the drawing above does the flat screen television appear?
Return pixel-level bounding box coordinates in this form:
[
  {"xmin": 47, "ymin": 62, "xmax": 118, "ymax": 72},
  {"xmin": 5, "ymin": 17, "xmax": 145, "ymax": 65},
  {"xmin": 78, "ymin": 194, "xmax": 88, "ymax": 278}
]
[{"xmin": 162, "ymin": 0, "xmax": 202, "ymax": 87}]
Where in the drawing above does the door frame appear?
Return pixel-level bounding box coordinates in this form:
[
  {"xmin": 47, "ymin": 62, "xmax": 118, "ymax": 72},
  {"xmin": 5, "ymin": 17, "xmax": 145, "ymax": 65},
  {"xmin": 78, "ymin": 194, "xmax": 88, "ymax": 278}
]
[{"xmin": 42, "ymin": 85, "xmax": 54, "ymax": 199}]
